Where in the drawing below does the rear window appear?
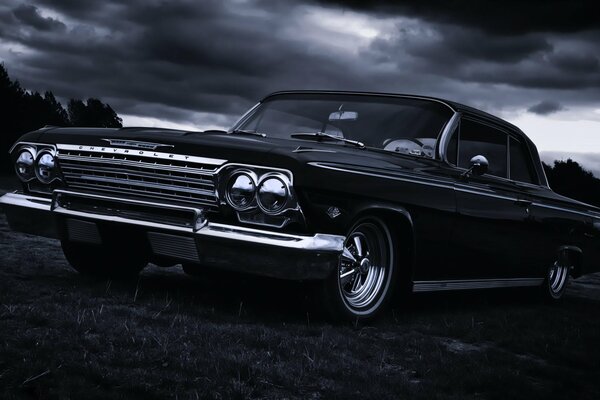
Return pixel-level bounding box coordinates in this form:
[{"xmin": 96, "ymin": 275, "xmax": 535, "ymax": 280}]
[{"xmin": 510, "ymin": 137, "xmax": 537, "ymax": 184}]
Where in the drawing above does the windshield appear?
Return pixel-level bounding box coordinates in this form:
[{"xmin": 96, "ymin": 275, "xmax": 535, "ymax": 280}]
[{"xmin": 232, "ymin": 93, "xmax": 453, "ymax": 158}]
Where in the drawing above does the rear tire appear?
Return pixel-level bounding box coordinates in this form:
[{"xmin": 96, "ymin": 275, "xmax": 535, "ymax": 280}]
[
  {"xmin": 320, "ymin": 216, "xmax": 399, "ymax": 322},
  {"xmin": 61, "ymin": 240, "xmax": 147, "ymax": 279}
]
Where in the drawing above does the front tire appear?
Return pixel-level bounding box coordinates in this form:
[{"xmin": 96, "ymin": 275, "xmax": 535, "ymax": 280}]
[
  {"xmin": 62, "ymin": 240, "xmax": 147, "ymax": 279},
  {"xmin": 321, "ymin": 216, "xmax": 398, "ymax": 321}
]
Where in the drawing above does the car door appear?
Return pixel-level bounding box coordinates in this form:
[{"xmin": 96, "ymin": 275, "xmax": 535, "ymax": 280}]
[{"xmin": 447, "ymin": 116, "xmax": 537, "ymax": 280}]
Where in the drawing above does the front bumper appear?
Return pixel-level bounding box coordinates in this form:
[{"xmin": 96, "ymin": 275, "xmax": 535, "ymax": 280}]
[{"xmin": 0, "ymin": 191, "xmax": 344, "ymax": 280}]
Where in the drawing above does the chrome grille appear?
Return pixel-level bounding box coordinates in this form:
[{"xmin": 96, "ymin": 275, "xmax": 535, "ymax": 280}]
[{"xmin": 56, "ymin": 144, "xmax": 226, "ymax": 211}]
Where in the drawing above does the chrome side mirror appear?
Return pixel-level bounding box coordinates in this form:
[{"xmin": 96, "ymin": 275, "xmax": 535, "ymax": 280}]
[
  {"xmin": 468, "ymin": 155, "xmax": 489, "ymax": 176},
  {"xmin": 461, "ymin": 155, "xmax": 489, "ymax": 179}
]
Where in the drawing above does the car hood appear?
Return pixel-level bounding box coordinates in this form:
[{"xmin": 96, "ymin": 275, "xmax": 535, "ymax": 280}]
[{"xmin": 29, "ymin": 126, "xmax": 441, "ymax": 185}]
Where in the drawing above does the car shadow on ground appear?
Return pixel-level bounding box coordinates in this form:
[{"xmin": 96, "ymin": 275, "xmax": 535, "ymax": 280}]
[{"xmin": 66, "ymin": 262, "xmax": 600, "ymax": 326}]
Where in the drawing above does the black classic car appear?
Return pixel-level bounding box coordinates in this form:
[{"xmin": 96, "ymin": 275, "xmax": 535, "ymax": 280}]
[{"xmin": 2, "ymin": 91, "xmax": 600, "ymax": 320}]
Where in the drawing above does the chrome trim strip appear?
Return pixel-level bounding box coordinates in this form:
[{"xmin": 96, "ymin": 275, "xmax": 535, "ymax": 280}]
[
  {"xmin": 308, "ymin": 162, "xmax": 453, "ymax": 190},
  {"xmin": 101, "ymin": 139, "xmax": 174, "ymax": 150},
  {"xmin": 412, "ymin": 278, "xmax": 544, "ymax": 292},
  {"xmin": 532, "ymin": 202, "xmax": 597, "ymax": 219},
  {"xmin": 454, "ymin": 186, "xmax": 518, "ymax": 202},
  {"xmin": 309, "ymin": 162, "xmax": 598, "ymax": 218},
  {"xmin": 56, "ymin": 144, "xmax": 227, "ymax": 166},
  {"xmin": 310, "ymin": 162, "xmax": 517, "ymax": 202},
  {"xmin": 261, "ymin": 91, "xmax": 458, "ymax": 113}
]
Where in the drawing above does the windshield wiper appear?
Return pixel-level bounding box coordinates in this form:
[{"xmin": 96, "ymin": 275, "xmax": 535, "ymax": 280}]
[
  {"xmin": 290, "ymin": 132, "xmax": 365, "ymax": 149},
  {"xmin": 229, "ymin": 129, "xmax": 267, "ymax": 137}
]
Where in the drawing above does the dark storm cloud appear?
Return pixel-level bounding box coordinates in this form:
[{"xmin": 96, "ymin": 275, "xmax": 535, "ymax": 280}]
[
  {"xmin": 12, "ymin": 4, "xmax": 65, "ymax": 31},
  {"xmin": 383, "ymin": 25, "xmax": 553, "ymax": 65},
  {"xmin": 365, "ymin": 17, "xmax": 600, "ymax": 92},
  {"xmin": 0, "ymin": 0, "xmax": 599, "ymax": 131},
  {"xmin": 528, "ymin": 101, "xmax": 565, "ymax": 115},
  {"xmin": 0, "ymin": 0, "xmax": 386, "ymax": 123},
  {"xmin": 549, "ymin": 51, "xmax": 600, "ymax": 74},
  {"xmin": 314, "ymin": 0, "xmax": 600, "ymax": 35}
]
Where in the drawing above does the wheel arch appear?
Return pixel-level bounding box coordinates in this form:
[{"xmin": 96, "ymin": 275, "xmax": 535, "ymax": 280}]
[
  {"xmin": 557, "ymin": 245, "xmax": 583, "ymax": 278},
  {"xmin": 348, "ymin": 203, "xmax": 416, "ymax": 291}
]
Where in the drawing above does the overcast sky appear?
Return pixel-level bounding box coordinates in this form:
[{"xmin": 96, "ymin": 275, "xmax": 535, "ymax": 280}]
[{"xmin": 1, "ymin": 0, "xmax": 599, "ymax": 174}]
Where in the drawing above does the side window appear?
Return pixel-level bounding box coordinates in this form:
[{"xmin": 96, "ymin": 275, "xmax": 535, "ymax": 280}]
[
  {"xmin": 445, "ymin": 127, "xmax": 459, "ymax": 166},
  {"xmin": 458, "ymin": 119, "xmax": 508, "ymax": 178},
  {"xmin": 509, "ymin": 137, "xmax": 537, "ymax": 184}
]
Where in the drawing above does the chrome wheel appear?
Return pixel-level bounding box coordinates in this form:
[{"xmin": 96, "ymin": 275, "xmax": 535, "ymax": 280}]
[
  {"xmin": 337, "ymin": 218, "xmax": 393, "ymax": 314},
  {"xmin": 546, "ymin": 261, "xmax": 569, "ymax": 299}
]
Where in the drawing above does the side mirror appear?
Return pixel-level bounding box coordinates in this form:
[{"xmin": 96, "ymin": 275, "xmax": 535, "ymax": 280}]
[{"xmin": 465, "ymin": 155, "xmax": 489, "ymax": 177}]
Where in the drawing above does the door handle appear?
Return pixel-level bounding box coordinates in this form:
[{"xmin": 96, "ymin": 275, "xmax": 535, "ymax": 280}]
[{"xmin": 514, "ymin": 199, "xmax": 532, "ymax": 207}]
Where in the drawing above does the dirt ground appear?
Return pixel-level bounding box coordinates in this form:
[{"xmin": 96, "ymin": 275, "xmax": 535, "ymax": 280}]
[{"xmin": 1, "ymin": 178, "xmax": 599, "ymax": 399}]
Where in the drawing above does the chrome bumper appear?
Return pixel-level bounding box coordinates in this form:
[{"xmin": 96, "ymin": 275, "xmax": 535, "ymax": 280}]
[{"xmin": 0, "ymin": 191, "xmax": 344, "ymax": 280}]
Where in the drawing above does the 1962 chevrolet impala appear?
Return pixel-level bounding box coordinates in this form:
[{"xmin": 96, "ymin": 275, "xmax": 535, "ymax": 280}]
[{"xmin": 2, "ymin": 91, "xmax": 599, "ymax": 320}]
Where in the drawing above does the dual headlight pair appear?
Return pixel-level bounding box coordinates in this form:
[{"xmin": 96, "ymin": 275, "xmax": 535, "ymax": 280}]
[
  {"xmin": 15, "ymin": 147, "xmax": 59, "ymax": 184},
  {"xmin": 225, "ymin": 170, "xmax": 291, "ymax": 215}
]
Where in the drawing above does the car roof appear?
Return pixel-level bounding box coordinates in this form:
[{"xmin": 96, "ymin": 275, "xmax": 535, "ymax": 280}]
[{"xmin": 262, "ymin": 90, "xmax": 522, "ymax": 135}]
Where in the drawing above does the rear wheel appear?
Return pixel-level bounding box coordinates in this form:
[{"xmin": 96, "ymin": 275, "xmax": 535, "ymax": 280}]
[
  {"xmin": 61, "ymin": 240, "xmax": 147, "ymax": 279},
  {"xmin": 321, "ymin": 216, "xmax": 398, "ymax": 321},
  {"xmin": 542, "ymin": 260, "xmax": 570, "ymax": 301}
]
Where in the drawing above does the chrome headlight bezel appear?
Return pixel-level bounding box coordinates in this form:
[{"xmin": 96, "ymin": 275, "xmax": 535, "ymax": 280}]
[
  {"xmin": 35, "ymin": 149, "xmax": 59, "ymax": 184},
  {"xmin": 220, "ymin": 164, "xmax": 302, "ymax": 228},
  {"xmin": 11, "ymin": 142, "xmax": 61, "ymax": 188},
  {"xmin": 256, "ymin": 173, "xmax": 290, "ymax": 215},
  {"xmin": 225, "ymin": 170, "xmax": 258, "ymax": 211},
  {"xmin": 15, "ymin": 147, "xmax": 36, "ymax": 182}
]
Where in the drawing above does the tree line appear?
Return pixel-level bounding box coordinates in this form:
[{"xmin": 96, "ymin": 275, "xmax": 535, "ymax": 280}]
[
  {"xmin": 543, "ymin": 160, "xmax": 600, "ymax": 208},
  {"xmin": 0, "ymin": 64, "xmax": 121, "ymax": 171},
  {"xmin": 1, "ymin": 63, "xmax": 599, "ymax": 207}
]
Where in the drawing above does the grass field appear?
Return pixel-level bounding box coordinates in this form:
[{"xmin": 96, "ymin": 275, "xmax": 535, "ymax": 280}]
[{"xmin": 1, "ymin": 179, "xmax": 599, "ymax": 399}]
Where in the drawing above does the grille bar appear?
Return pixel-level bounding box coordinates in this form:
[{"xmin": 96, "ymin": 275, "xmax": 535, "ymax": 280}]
[
  {"xmin": 57, "ymin": 145, "xmax": 225, "ymax": 210},
  {"xmin": 61, "ymin": 172, "xmax": 215, "ymax": 197},
  {"xmin": 60, "ymin": 164, "xmax": 215, "ymax": 189},
  {"xmin": 58, "ymin": 153, "xmax": 216, "ymax": 176}
]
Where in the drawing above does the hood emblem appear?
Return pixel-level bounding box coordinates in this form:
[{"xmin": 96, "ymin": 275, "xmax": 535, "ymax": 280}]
[{"xmin": 101, "ymin": 139, "xmax": 174, "ymax": 150}]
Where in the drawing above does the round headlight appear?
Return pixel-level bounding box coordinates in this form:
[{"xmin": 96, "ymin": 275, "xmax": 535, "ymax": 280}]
[
  {"xmin": 15, "ymin": 149, "xmax": 35, "ymax": 181},
  {"xmin": 226, "ymin": 172, "xmax": 256, "ymax": 210},
  {"xmin": 257, "ymin": 176, "xmax": 288, "ymax": 214},
  {"xmin": 35, "ymin": 151, "xmax": 57, "ymax": 183}
]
